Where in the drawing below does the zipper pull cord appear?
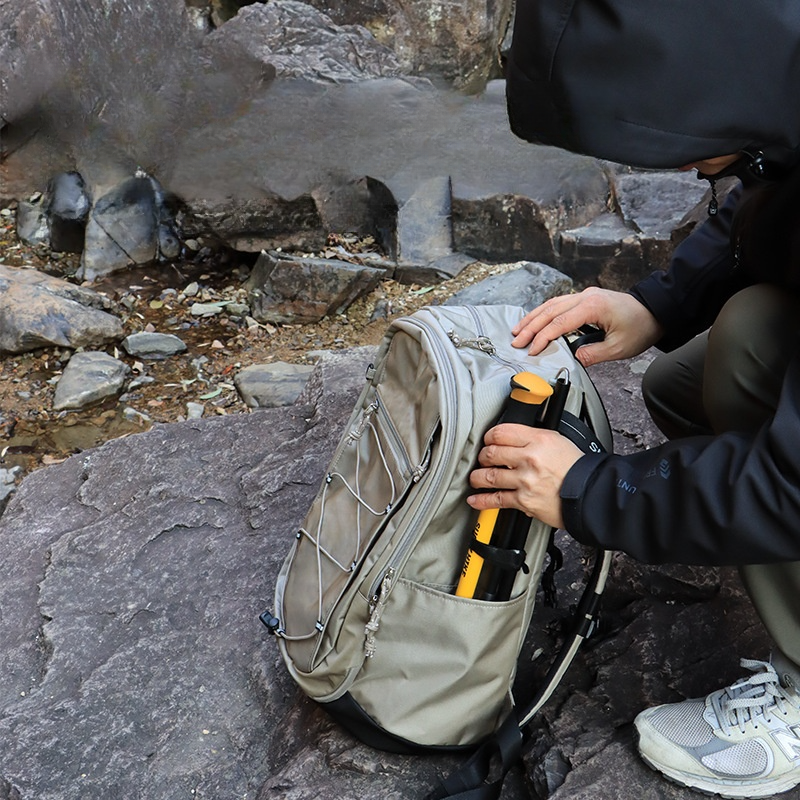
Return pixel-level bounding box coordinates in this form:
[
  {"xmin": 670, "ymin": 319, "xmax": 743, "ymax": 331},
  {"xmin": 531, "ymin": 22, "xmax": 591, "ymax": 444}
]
[
  {"xmin": 447, "ymin": 330, "xmax": 496, "ymax": 354},
  {"xmin": 364, "ymin": 571, "xmax": 393, "ymax": 658},
  {"xmin": 347, "ymin": 401, "xmax": 378, "ymax": 443},
  {"xmin": 708, "ymin": 178, "xmax": 718, "ymax": 216}
]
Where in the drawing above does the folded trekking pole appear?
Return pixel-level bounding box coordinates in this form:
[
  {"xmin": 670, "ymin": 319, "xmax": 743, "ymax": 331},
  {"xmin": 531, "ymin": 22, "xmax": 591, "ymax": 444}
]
[{"xmin": 456, "ymin": 371, "xmax": 570, "ymax": 601}]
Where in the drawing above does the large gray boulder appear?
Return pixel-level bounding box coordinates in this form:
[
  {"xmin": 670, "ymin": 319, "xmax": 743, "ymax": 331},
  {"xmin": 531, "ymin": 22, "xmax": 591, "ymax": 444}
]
[
  {"xmin": 445, "ymin": 261, "xmax": 573, "ymax": 311},
  {"xmin": 0, "ymin": 346, "xmax": 770, "ymax": 799},
  {"xmin": 201, "ymin": 1, "xmax": 405, "ymax": 83},
  {"xmin": 0, "ymin": 265, "xmax": 123, "ymax": 354},
  {"xmin": 191, "ymin": 0, "xmax": 512, "ymax": 89},
  {"xmin": 174, "ymin": 78, "xmax": 621, "ymax": 275},
  {"xmin": 302, "ymin": 0, "xmax": 513, "ymax": 89}
]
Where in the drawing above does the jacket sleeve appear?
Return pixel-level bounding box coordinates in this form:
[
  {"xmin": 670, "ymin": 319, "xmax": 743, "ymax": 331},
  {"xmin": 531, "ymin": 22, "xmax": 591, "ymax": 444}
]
[
  {"xmin": 561, "ymin": 349, "xmax": 800, "ymax": 565},
  {"xmin": 628, "ymin": 182, "xmax": 749, "ymax": 351}
]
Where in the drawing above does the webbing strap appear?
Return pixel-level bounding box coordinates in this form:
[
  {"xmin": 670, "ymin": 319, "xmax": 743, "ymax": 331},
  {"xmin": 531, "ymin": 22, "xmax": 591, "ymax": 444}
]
[
  {"xmin": 425, "ymin": 715, "xmax": 523, "ymax": 800},
  {"xmin": 470, "ymin": 539, "xmax": 528, "ymax": 573},
  {"xmin": 541, "ymin": 532, "xmax": 563, "ymax": 608}
]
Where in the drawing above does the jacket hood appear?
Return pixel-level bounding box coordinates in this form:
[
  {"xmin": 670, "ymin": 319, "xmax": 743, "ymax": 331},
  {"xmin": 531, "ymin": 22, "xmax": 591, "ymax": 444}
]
[{"xmin": 506, "ymin": 0, "xmax": 800, "ymax": 170}]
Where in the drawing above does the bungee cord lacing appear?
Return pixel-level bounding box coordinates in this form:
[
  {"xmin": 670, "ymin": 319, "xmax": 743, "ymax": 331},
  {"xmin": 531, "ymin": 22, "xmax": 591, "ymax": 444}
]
[{"xmin": 278, "ymin": 409, "xmax": 400, "ymax": 643}]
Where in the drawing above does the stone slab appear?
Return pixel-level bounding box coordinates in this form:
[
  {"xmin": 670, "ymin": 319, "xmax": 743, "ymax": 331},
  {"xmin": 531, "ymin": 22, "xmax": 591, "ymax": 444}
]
[
  {"xmin": 234, "ymin": 362, "xmax": 316, "ymax": 408},
  {"xmin": 245, "ymin": 251, "xmax": 384, "ymax": 324},
  {"xmin": 0, "ymin": 344, "xmax": 769, "ymax": 799},
  {"xmin": 53, "ymin": 351, "xmax": 130, "ymax": 410},
  {"xmin": 445, "ymin": 261, "xmax": 573, "ymax": 312}
]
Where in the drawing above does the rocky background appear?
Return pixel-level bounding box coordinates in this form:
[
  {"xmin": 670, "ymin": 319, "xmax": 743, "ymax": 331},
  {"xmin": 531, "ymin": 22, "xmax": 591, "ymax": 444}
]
[{"xmin": 0, "ymin": 1, "xmax": 773, "ymax": 799}]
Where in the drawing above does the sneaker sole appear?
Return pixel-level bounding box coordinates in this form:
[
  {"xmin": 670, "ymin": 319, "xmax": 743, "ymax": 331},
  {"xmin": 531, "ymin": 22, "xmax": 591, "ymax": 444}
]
[{"xmin": 639, "ymin": 750, "xmax": 800, "ymax": 799}]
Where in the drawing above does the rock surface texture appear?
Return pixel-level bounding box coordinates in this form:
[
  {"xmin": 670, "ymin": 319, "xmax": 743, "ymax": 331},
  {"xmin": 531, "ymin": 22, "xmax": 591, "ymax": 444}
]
[
  {"xmin": 0, "ymin": 347, "xmax": 771, "ymax": 799},
  {"xmin": 201, "ymin": 1, "xmax": 406, "ymax": 83},
  {"xmin": 301, "ymin": 0, "xmax": 513, "ymax": 89},
  {"xmin": 245, "ymin": 250, "xmax": 385, "ymax": 324}
]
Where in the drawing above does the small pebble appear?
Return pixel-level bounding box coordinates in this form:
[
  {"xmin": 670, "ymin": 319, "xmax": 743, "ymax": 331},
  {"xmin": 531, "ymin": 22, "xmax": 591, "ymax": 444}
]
[{"xmin": 186, "ymin": 402, "xmax": 205, "ymax": 419}]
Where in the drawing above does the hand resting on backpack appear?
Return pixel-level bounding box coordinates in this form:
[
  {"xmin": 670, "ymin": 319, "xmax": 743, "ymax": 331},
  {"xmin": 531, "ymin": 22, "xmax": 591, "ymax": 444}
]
[
  {"xmin": 467, "ymin": 423, "xmax": 584, "ymax": 529},
  {"xmin": 511, "ymin": 287, "xmax": 663, "ymax": 367}
]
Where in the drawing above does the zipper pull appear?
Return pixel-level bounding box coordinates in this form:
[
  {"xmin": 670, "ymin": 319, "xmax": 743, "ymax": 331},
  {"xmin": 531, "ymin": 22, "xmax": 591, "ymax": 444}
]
[
  {"xmin": 348, "ymin": 401, "xmax": 378, "ymax": 443},
  {"xmin": 447, "ymin": 330, "xmax": 496, "ymax": 355},
  {"xmin": 707, "ymin": 178, "xmax": 718, "ymax": 216},
  {"xmin": 364, "ymin": 569, "xmax": 394, "ymax": 658},
  {"xmin": 411, "ymin": 448, "xmax": 432, "ymax": 483}
]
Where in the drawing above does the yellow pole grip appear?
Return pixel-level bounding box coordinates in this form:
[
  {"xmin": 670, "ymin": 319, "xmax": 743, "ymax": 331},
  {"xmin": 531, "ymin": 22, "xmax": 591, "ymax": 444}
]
[{"xmin": 455, "ymin": 507, "xmax": 499, "ymax": 598}]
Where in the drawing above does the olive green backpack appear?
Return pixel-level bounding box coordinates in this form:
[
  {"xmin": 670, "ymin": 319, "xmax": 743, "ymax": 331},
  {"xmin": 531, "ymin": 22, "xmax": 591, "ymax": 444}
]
[{"xmin": 262, "ymin": 304, "xmax": 613, "ymax": 799}]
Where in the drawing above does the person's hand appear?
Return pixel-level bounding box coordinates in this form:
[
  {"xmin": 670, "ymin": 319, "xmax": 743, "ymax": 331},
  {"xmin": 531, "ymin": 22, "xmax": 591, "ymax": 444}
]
[
  {"xmin": 511, "ymin": 287, "xmax": 664, "ymax": 367},
  {"xmin": 466, "ymin": 424, "xmax": 584, "ymax": 529}
]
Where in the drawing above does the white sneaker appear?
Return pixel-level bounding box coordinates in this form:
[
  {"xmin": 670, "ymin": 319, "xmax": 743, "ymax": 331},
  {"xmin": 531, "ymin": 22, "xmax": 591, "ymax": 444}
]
[{"xmin": 635, "ymin": 659, "xmax": 800, "ymax": 798}]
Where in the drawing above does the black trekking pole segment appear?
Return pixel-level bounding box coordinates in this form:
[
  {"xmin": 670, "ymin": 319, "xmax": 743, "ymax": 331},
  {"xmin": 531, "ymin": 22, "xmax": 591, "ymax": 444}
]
[{"xmin": 457, "ymin": 372, "xmax": 569, "ymax": 602}]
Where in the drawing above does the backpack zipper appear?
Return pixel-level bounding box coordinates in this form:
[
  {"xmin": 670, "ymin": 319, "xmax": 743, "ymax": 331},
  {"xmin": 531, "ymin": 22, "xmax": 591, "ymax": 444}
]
[
  {"xmin": 374, "ymin": 396, "xmax": 427, "ymax": 486},
  {"xmin": 365, "ymin": 316, "xmax": 460, "ymax": 611},
  {"xmin": 446, "ymin": 330, "xmax": 497, "ymax": 354},
  {"xmin": 456, "ymin": 305, "xmax": 533, "ymax": 371}
]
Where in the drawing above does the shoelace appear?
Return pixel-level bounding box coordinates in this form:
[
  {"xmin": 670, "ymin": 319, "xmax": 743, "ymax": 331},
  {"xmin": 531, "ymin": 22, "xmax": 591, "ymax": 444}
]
[{"xmin": 711, "ymin": 659, "xmax": 796, "ymax": 735}]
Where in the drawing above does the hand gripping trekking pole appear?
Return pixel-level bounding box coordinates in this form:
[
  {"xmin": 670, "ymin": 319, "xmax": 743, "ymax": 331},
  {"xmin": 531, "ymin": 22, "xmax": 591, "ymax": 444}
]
[{"xmin": 456, "ymin": 371, "xmax": 568, "ymax": 602}]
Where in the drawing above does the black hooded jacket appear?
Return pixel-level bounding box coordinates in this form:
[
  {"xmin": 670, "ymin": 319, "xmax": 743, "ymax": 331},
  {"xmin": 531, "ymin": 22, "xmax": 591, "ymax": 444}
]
[
  {"xmin": 506, "ymin": 0, "xmax": 800, "ymax": 565},
  {"xmin": 506, "ymin": 0, "xmax": 800, "ymax": 171}
]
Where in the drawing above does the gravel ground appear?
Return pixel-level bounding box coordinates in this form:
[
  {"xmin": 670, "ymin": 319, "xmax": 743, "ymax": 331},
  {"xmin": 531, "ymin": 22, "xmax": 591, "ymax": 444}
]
[{"xmin": 0, "ymin": 203, "xmax": 522, "ymax": 477}]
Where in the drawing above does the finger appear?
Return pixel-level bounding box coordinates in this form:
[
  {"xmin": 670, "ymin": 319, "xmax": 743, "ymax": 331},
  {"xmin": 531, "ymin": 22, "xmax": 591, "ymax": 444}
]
[
  {"xmin": 483, "ymin": 423, "xmax": 551, "ymax": 450},
  {"xmin": 574, "ymin": 341, "xmax": 614, "ymax": 368},
  {"xmin": 575, "ymin": 331, "xmax": 629, "ymax": 367},
  {"xmin": 469, "ymin": 465, "xmax": 519, "ymax": 491},
  {"xmin": 511, "ymin": 294, "xmax": 574, "ymax": 336},
  {"xmin": 467, "ymin": 490, "xmax": 512, "ymax": 512},
  {"xmin": 516, "ymin": 287, "xmax": 617, "ymax": 354},
  {"xmin": 527, "ymin": 304, "xmax": 607, "ymax": 356},
  {"xmin": 511, "ymin": 296, "xmax": 578, "ymax": 348},
  {"xmin": 476, "ymin": 443, "xmax": 529, "ymax": 472}
]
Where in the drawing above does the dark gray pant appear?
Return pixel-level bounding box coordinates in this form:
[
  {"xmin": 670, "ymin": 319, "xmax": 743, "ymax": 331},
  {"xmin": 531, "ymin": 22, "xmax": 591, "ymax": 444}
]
[{"xmin": 642, "ymin": 284, "xmax": 800, "ymax": 673}]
